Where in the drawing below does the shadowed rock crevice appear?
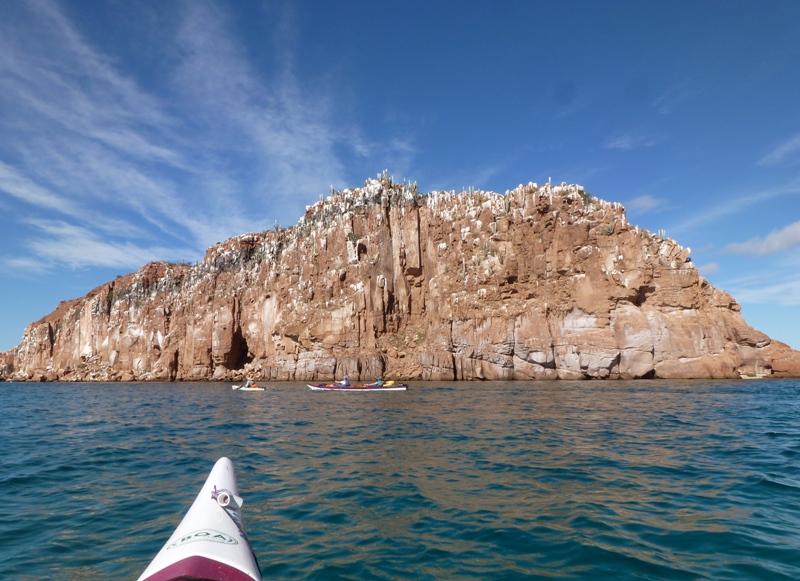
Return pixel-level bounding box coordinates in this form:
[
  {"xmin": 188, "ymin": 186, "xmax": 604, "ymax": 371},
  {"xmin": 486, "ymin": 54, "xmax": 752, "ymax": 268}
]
[{"xmin": 231, "ymin": 328, "xmax": 253, "ymax": 371}]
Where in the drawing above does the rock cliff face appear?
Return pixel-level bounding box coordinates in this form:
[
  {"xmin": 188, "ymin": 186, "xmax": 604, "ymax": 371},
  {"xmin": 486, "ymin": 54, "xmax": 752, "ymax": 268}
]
[{"xmin": 4, "ymin": 177, "xmax": 800, "ymax": 382}]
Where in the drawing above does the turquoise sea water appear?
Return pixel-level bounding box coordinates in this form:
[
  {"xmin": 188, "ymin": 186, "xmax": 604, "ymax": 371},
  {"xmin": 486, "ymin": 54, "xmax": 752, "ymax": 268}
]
[{"xmin": 2, "ymin": 380, "xmax": 800, "ymax": 580}]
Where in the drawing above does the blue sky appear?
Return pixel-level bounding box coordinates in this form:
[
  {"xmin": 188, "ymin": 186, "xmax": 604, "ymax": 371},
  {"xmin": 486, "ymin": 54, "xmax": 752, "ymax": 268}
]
[{"xmin": 1, "ymin": 0, "xmax": 799, "ymax": 351}]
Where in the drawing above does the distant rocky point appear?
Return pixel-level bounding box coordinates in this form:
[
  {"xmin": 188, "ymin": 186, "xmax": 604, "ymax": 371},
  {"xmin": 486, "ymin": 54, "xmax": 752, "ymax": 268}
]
[{"xmin": 3, "ymin": 175, "xmax": 800, "ymax": 382}]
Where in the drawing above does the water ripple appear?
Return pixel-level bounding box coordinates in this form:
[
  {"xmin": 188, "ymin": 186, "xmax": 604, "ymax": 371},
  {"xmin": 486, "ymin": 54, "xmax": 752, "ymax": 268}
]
[{"xmin": 3, "ymin": 379, "xmax": 800, "ymax": 579}]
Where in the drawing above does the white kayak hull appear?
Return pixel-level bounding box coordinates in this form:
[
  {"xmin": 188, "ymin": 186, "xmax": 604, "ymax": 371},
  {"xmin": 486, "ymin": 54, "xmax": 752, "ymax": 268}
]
[
  {"xmin": 232, "ymin": 385, "xmax": 266, "ymax": 391},
  {"xmin": 307, "ymin": 383, "xmax": 407, "ymax": 391},
  {"xmin": 138, "ymin": 457, "xmax": 262, "ymax": 581}
]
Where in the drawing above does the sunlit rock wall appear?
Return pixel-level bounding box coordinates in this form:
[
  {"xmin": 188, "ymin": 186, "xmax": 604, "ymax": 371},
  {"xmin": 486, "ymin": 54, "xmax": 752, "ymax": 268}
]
[{"xmin": 5, "ymin": 176, "xmax": 800, "ymax": 382}]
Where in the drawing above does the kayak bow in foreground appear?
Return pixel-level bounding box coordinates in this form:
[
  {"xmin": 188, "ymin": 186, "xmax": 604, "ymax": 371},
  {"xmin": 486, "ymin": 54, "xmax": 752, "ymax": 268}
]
[{"xmin": 138, "ymin": 457, "xmax": 262, "ymax": 581}]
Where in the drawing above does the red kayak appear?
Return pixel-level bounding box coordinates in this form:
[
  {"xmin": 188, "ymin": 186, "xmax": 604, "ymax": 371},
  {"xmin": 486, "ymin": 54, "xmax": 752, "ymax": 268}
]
[{"xmin": 307, "ymin": 381, "xmax": 407, "ymax": 391}]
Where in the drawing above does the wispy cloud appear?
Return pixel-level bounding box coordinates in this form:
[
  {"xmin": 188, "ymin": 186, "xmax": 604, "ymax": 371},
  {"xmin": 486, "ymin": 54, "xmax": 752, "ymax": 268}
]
[
  {"xmin": 603, "ymin": 131, "xmax": 661, "ymax": 151},
  {"xmin": 0, "ymin": 162, "xmax": 83, "ymax": 217},
  {"xmin": 652, "ymin": 78, "xmax": 704, "ymax": 115},
  {"xmin": 0, "ymin": 1, "xmax": 199, "ymax": 261},
  {"xmin": 723, "ymin": 220, "xmax": 800, "ymax": 255},
  {"xmin": 624, "ymin": 194, "xmax": 670, "ymax": 215},
  {"xmin": 757, "ymin": 133, "xmax": 800, "ymax": 166},
  {"xmin": 0, "ymin": 0, "xmax": 387, "ymax": 271},
  {"xmin": 726, "ymin": 275, "xmax": 800, "ymax": 306},
  {"xmin": 22, "ymin": 219, "xmax": 193, "ymax": 269},
  {"xmin": 697, "ymin": 262, "xmax": 720, "ymax": 275},
  {"xmin": 670, "ymin": 182, "xmax": 800, "ymax": 235}
]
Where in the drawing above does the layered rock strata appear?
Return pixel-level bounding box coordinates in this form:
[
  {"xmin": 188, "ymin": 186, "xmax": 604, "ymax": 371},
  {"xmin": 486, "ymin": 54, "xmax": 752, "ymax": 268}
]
[{"xmin": 4, "ymin": 178, "xmax": 800, "ymax": 381}]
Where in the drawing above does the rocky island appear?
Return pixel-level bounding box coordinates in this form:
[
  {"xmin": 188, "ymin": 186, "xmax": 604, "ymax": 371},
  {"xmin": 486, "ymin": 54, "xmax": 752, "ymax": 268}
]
[{"xmin": 3, "ymin": 176, "xmax": 800, "ymax": 382}]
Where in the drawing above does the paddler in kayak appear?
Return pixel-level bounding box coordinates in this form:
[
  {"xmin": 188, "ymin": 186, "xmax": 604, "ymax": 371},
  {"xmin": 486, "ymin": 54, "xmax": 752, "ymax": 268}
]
[
  {"xmin": 336, "ymin": 374, "xmax": 351, "ymax": 387},
  {"xmin": 375, "ymin": 375, "xmax": 384, "ymax": 387},
  {"xmin": 243, "ymin": 379, "xmax": 257, "ymax": 389}
]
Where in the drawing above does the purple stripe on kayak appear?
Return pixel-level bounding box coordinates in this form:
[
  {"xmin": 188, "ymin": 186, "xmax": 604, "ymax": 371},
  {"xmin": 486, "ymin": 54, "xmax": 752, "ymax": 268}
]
[{"xmin": 140, "ymin": 555, "xmax": 257, "ymax": 581}]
